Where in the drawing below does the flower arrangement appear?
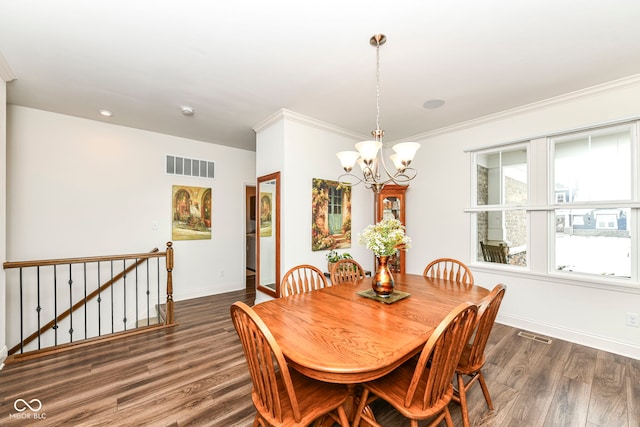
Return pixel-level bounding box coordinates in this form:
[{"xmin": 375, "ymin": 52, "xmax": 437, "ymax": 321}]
[{"xmin": 358, "ymin": 218, "xmax": 411, "ymax": 257}]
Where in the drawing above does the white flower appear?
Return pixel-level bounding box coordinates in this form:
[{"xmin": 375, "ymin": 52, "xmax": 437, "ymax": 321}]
[{"xmin": 358, "ymin": 218, "xmax": 411, "ymax": 257}]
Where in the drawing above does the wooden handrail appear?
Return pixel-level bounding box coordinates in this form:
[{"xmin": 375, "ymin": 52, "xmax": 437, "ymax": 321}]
[
  {"xmin": 3, "ymin": 249, "xmax": 165, "ymax": 269},
  {"xmin": 4, "ymin": 242, "xmax": 176, "ymax": 359},
  {"xmin": 7, "ymin": 248, "xmax": 159, "ymax": 356}
]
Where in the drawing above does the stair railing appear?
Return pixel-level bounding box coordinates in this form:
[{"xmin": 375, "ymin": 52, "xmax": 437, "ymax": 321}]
[{"xmin": 3, "ymin": 242, "xmax": 175, "ymax": 361}]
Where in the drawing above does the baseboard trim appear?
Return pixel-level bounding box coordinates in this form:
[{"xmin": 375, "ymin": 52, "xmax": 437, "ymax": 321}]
[{"xmin": 497, "ymin": 313, "xmax": 640, "ymax": 360}]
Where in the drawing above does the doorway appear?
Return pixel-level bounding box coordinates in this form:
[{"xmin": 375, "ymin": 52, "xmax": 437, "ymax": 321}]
[{"xmin": 245, "ymin": 184, "xmax": 256, "ymax": 291}]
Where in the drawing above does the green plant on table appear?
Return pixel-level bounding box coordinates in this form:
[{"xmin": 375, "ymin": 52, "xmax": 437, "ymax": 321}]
[{"xmin": 326, "ymin": 251, "xmax": 353, "ymax": 263}]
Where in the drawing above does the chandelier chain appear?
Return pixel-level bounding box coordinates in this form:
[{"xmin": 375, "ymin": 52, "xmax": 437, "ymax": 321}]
[{"xmin": 375, "ymin": 38, "xmax": 381, "ymax": 134}]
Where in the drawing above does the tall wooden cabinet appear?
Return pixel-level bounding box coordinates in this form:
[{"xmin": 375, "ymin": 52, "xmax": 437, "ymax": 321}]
[{"xmin": 375, "ymin": 185, "xmax": 408, "ymax": 273}]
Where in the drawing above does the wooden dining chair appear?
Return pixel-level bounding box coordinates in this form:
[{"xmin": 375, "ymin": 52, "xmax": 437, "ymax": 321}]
[
  {"xmin": 230, "ymin": 301, "xmax": 350, "ymax": 427},
  {"xmin": 280, "ymin": 264, "xmax": 328, "ymax": 297},
  {"xmin": 452, "ymin": 283, "xmax": 507, "ymax": 427},
  {"xmin": 330, "ymin": 258, "xmax": 365, "ymax": 284},
  {"xmin": 479, "ymin": 242, "xmax": 508, "ymax": 264},
  {"xmin": 352, "ymin": 301, "xmax": 478, "ymax": 427},
  {"xmin": 423, "ymin": 258, "xmax": 474, "ymax": 285}
]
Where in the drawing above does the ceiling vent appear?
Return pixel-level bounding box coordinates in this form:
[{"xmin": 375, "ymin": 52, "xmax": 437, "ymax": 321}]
[{"xmin": 166, "ymin": 155, "xmax": 215, "ymax": 179}]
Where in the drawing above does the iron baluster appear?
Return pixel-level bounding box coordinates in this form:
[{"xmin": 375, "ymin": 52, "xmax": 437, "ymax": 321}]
[
  {"xmin": 36, "ymin": 266, "xmax": 41, "ymax": 350},
  {"xmin": 53, "ymin": 265, "xmax": 58, "ymax": 346},
  {"xmin": 68, "ymin": 263, "xmax": 73, "ymax": 342},
  {"xmin": 83, "ymin": 263, "xmax": 88, "ymax": 340},
  {"xmin": 97, "ymin": 263, "xmax": 101, "ymax": 336},
  {"xmin": 122, "ymin": 259, "xmax": 127, "ymax": 330},
  {"xmin": 19, "ymin": 268, "xmax": 24, "ymax": 354},
  {"xmin": 110, "ymin": 261, "xmax": 114, "ymax": 333}
]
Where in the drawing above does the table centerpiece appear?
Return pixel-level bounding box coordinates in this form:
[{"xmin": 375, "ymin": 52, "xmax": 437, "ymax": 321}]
[{"xmin": 358, "ymin": 218, "xmax": 411, "ymax": 297}]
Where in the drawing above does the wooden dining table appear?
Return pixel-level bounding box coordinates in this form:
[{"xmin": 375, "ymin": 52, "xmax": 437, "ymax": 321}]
[{"xmin": 253, "ymin": 273, "xmax": 490, "ymax": 385}]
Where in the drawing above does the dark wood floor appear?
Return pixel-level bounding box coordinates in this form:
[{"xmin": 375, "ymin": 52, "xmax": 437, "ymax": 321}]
[{"xmin": 1, "ymin": 278, "xmax": 639, "ymax": 426}]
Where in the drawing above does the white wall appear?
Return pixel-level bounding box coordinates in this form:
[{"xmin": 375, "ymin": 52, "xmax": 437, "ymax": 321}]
[
  {"xmin": 405, "ymin": 76, "xmax": 640, "ymax": 359},
  {"xmin": 6, "ymin": 106, "xmax": 256, "ymax": 303},
  {"xmin": 254, "ymin": 110, "xmax": 374, "ymax": 303},
  {"xmin": 282, "ymin": 115, "xmax": 374, "ymax": 273},
  {"xmin": 0, "ymin": 80, "xmax": 7, "ymax": 367}
]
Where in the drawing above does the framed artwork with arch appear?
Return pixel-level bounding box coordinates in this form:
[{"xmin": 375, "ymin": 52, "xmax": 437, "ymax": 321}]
[{"xmin": 172, "ymin": 185, "xmax": 212, "ymax": 240}]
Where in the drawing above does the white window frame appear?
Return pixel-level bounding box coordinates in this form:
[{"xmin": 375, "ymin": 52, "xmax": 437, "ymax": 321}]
[
  {"xmin": 469, "ymin": 143, "xmax": 530, "ymax": 268},
  {"xmin": 547, "ymin": 122, "xmax": 639, "ymax": 283},
  {"xmin": 467, "ymin": 118, "xmax": 640, "ymax": 290}
]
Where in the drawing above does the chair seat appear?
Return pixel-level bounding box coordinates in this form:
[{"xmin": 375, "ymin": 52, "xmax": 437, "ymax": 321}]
[
  {"xmin": 456, "ymin": 344, "xmax": 486, "ymax": 375},
  {"xmin": 363, "ymin": 361, "xmax": 454, "ymax": 421},
  {"xmin": 258, "ymin": 369, "xmax": 350, "ymax": 427}
]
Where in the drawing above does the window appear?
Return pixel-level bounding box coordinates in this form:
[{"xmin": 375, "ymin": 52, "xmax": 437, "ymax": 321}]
[
  {"xmin": 473, "ymin": 146, "xmax": 528, "ymax": 266},
  {"xmin": 469, "ymin": 119, "xmax": 639, "ymax": 285},
  {"xmin": 551, "ymin": 124, "xmax": 633, "ymax": 278}
]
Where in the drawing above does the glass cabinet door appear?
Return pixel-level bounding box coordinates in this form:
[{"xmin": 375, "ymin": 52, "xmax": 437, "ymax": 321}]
[{"xmin": 376, "ymin": 185, "xmax": 407, "ymax": 273}]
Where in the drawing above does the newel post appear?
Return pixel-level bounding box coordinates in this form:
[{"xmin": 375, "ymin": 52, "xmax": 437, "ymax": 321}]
[{"xmin": 165, "ymin": 241, "xmax": 175, "ymax": 324}]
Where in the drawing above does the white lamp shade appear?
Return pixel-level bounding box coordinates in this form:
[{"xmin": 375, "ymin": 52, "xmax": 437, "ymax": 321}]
[
  {"xmin": 336, "ymin": 151, "xmax": 360, "ymax": 169},
  {"xmin": 357, "ymin": 156, "xmax": 375, "ymax": 172},
  {"xmin": 355, "ymin": 140, "xmax": 382, "ymax": 162},
  {"xmin": 392, "ymin": 142, "xmax": 420, "ymax": 162},
  {"xmin": 389, "ymin": 154, "xmax": 405, "ymax": 170}
]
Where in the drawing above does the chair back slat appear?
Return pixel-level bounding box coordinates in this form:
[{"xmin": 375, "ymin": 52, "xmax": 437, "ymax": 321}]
[
  {"xmin": 405, "ymin": 302, "xmax": 478, "ymax": 410},
  {"xmin": 423, "ymin": 258, "xmax": 474, "ymax": 285},
  {"xmin": 464, "ymin": 284, "xmax": 507, "ymax": 369},
  {"xmin": 330, "ymin": 259, "xmax": 365, "ymax": 284},
  {"xmin": 281, "ymin": 264, "xmax": 328, "ymax": 297}
]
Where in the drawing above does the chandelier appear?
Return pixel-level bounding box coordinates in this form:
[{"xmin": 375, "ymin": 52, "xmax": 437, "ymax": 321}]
[{"xmin": 337, "ymin": 34, "xmax": 420, "ymax": 193}]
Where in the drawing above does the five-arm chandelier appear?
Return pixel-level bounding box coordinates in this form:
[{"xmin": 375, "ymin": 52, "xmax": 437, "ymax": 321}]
[{"xmin": 337, "ymin": 34, "xmax": 420, "ymax": 193}]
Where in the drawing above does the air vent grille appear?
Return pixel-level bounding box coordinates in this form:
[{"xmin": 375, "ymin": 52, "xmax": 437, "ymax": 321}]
[
  {"xmin": 166, "ymin": 155, "xmax": 215, "ymax": 179},
  {"xmin": 517, "ymin": 331, "xmax": 552, "ymax": 344}
]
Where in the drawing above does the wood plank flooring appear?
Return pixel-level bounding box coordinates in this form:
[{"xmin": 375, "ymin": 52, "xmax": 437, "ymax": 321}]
[{"xmin": 1, "ymin": 280, "xmax": 639, "ymax": 426}]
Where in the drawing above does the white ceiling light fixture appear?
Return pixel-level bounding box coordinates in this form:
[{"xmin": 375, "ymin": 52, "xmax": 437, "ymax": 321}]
[
  {"xmin": 336, "ymin": 34, "xmax": 420, "ymax": 193},
  {"xmin": 423, "ymin": 99, "xmax": 445, "ymax": 109},
  {"xmin": 179, "ymin": 105, "xmax": 195, "ymax": 116},
  {"xmin": 98, "ymin": 109, "xmax": 113, "ymax": 117}
]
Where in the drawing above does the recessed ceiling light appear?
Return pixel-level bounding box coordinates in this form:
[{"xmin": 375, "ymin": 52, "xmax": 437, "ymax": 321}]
[
  {"xmin": 98, "ymin": 109, "xmax": 113, "ymax": 117},
  {"xmin": 179, "ymin": 105, "xmax": 195, "ymax": 116},
  {"xmin": 423, "ymin": 99, "xmax": 445, "ymax": 109}
]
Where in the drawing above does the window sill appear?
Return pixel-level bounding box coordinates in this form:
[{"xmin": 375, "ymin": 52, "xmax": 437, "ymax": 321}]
[{"xmin": 470, "ymin": 263, "xmax": 640, "ymax": 295}]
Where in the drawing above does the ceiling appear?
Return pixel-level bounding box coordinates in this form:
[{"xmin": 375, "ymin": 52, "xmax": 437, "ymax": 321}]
[{"xmin": 2, "ymin": 1, "xmax": 640, "ymax": 152}]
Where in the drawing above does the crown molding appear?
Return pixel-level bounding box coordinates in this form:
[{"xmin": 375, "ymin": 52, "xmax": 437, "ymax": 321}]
[
  {"xmin": 401, "ymin": 73, "xmax": 640, "ymax": 142},
  {"xmin": 253, "ymin": 108, "xmax": 367, "ymax": 141},
  {"xmin": 0, "ymin": 51, "xmax": 17, "ymax": 82}
]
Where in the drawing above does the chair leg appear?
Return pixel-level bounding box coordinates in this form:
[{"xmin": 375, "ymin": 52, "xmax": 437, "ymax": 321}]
[
  {"xmin": 457, "ymin": 373, "xmax": 470, "ymax": 427},
  {"xmin": 336, "ymin": 405, "xmax": 350, "ymax": 427},
  {"xmin": 351, "ymin": 388, "xmax": 368, "ymax": 427},
  {"xmin": 477, "ymin": 370, "xmax": 494, "ymax": 410},
  {"xmin": 444, "ymin": 407, "xmax": 455, "ymax": 427}
]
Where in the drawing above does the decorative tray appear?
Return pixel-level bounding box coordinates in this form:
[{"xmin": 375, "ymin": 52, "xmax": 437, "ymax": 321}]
[{"xmin": 357, "ymin": 289, "xmax": 410, "ymax": 304}]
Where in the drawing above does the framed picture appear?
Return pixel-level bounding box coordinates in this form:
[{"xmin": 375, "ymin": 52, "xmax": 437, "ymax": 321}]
[
  {"xmin": 172, "ymin": 185, "xmax": 212, "ymax": 240},
  {"xmin": 259, "ymin": 191, "xmax": 273, "ymax": 237},
  {"xmin": 311, "ymin": 178, "xmax": 351, "ymax": 251}
]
